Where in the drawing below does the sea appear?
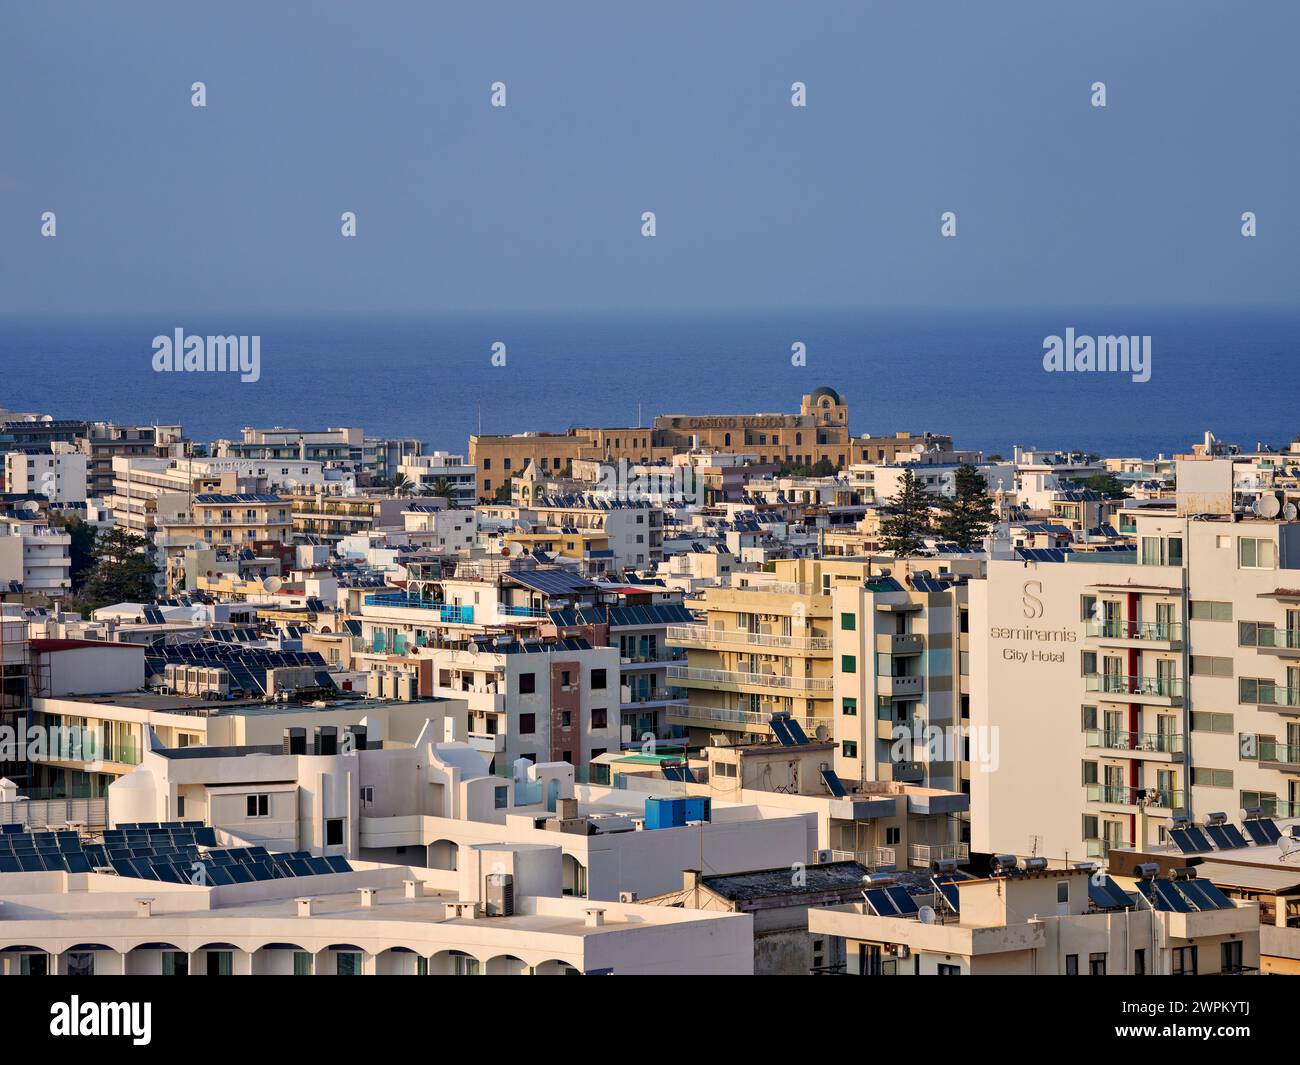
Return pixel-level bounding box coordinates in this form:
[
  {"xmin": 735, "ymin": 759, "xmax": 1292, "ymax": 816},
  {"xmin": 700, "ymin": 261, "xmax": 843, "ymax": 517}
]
[{"xmin": 0, "ymin": 307, "xmax": 1292, "ymax": 459}]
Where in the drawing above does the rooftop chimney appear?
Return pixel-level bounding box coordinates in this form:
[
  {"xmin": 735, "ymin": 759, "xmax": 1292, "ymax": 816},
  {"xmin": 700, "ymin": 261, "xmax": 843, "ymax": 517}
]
[
  {"xmin": 404, "ymin": 879, "xmax": 424, "ymax": 899},
  {"xmin": 296, "ymin": 897, "xmax": 315, "ymax": 917},
  {"xmin": 136, "ymin": 898, "xmax": 154, "ymax": 918},
  {"xmin": 359, "ymin": 887, "xmax": 377, "ymax": 908},
  {"xmin": 584, "ymin": 907, "xmax": 606, "ymax": 928}
]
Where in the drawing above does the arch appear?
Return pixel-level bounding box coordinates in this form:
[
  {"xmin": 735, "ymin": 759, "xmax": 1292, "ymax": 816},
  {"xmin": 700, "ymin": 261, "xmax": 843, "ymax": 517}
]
[
  {"xmin": 562, "ymin": 853, "xmax": 588, "ymax": 898},
  {"xmin": 428, "ymin": 839, "xmax": 459, "ymax": 871},
  {"xmin": 485, "ymin": 954, "xmax": 529, "ymax": 976},
  {"xmin": 429, "ymin": 949, "xmax": 482, "ymax": 976},
  {"xmin": 534, "ymin": 958, "xmax": 582, "ymax": 976}
]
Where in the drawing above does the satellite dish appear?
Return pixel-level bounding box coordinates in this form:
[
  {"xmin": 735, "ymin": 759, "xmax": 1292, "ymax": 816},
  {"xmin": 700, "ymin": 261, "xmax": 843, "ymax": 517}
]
[
  {"xmin": 1279, "ymin": 836, "xmax": 1300, "ymax": 862},
  {"xmin": 918, "ymin": 905, "xmax": 937, "ymax": 925},
  {"xmin": 1260, "ymin": 494, "xmax": 1282, "ymax": 519},
  {"xmin": 814, "ymin": 724, "xmax": 829, "ymax": 742},
  {"xmin": 262, "ymin": 576, "xmax": 283, "ymax": 593},
  {"xmin": 17, "ymin": 500, "xmax": 40, "ymax": 515},
  {"xmin": 1285, "ymin": 502, "xmax": 1298, "ymax": 521}
]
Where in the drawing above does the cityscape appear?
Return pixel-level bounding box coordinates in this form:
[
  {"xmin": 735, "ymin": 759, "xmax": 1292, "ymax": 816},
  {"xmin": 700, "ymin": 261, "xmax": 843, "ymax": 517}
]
[{"xmin": 0, "ymin": 0, "xmax": 1294, "ymax": 1036}]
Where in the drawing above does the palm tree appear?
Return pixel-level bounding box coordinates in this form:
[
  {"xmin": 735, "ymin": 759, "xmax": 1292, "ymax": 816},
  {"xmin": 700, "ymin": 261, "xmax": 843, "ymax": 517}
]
[
  {"xmin": 429, "ymin": 476, "xmax": 455, "ymax": 504},
  {"xmin": 391, "ymin": 474, "xmax": 415, "ymax": 497}
]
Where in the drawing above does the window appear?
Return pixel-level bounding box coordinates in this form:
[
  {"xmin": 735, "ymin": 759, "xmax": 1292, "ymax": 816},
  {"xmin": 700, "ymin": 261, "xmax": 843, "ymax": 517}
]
[
  {"xmin": 1082, "ymin": 814, "xmax": 1099, "ymax": 840},
  {"xmin": 841, "ymin": 655, "xmax": 857, "ymax": 674},
  {"xmin": 1064, "ymin": 954, "xmax": 1079, "ymax": 976},
  {"xmin": 1190, "ymin": 655, "xmax": 1233, "ymax": 677},
  {"xmin": 1191, "ymin": 711, "xmax": 1233, "ymax": 733},
  {"xmin": 1221, "ymin": 940, "xmax": 1244, "ymax": 973},
  {"xmin": 246, "ymin": 793, "xmax": 269, "ymax": 818},
  {"xmin": 1171, "ymin": 945, "xmax": 1198, "ymax": 976},
  {"xmin": 842, "ymin": 697, "xmax": 857, "ymax": 716},
  {"xmin": 936, "ymin": 963, "xmax": 960, "ymax": 976},
  {"xmin": 840, "ymin": 612, "xmax": 856, "ymax": 631},
  {"xmin": 20, "ymin": 953, "xmax": 48, "ymax": 976},
  {"xmin": 561, "ymin": 710, "xmax": 572, "ymax": 728},
  {"xmin": 561, "ymin": 670, "xmax": 572, "ymax": 687},
  {"xmin": 841, "ymin": 740, "xmax": 858, "ymax": 758},
  {"xmin": 325, "ymin": 818, "xmax": 344, "ymax": 846},
  {"xmin": 1191, "ymin": 767, "xmax": 1233, "ymax": 788},
  {"xmin": 336, "ymin": 952, "xmax": 363, "ymax": 976},
  {"xmin": 1239, "ymin": 537, "xmax": 1276, "ymax": 569},
  {"xmin": 494, "ymin": 786, "xmax": 508, "ymax": 809},
  {"xmin": 206, "ymin": 951, "xmax": 233, "ymax": 976},
  {"xmin": 1140, "ymin": 536, "xmax": 1182, "ymax": 566},
  {"xmin": 715, "ymin": 761, "xmax": 737, "ymax": 778},
  {"xmin": 1056, "ymin": 881, "xmax": 1069, "ymax": 905},
  {"xmin": 1134, "ymin": 948, "xmax": 1146, "ymax": 976},
  {"xmin": 1089, "ymin": 952, "xmax": 1107, "ymax": 976},
  {"xmin": 359, "ymin": 786, "xmax": 374, "ymax": 808},
  {"xmin": 1189, "ymin": 600, "xmax": 1232, "ymax": 621},
  {"xmin": 162, "ymin": 951, "xmax": 188, "ymax": 976},
  {"xmin": 590, "ymin": 668, "xmax": 607, "ymax": 690},
  {"xmin": 1081, "ymin": 705, "xmax": 1098, "ymax": 730},
  {"xmin": 885, "ymin": 826, "xmax": 901, "ymax": 845},
  {"xmin": 591, "ymin": 708, "xmax": 607, "ymax": 729},
  {"xmin": 519, "ymin": 713, "xmax": 536, "ymax": 734},
  {"xmin": 176, "ymin": 795, "xmax": 186, "ymax": 818},
  {"xmin": 293, "ymin": 951, "xmax": 313, "ymax": 976},
  {"xmin": 519, "ymin": 672, "xmax": 536, "ymax": 695},
  {"xmin": 66, "ymin": 951, "xmax": 94, "ymax": 977}
]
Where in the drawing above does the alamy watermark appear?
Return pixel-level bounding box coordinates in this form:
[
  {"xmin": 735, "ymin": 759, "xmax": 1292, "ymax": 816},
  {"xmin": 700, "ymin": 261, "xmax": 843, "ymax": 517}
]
[
  {"xmin": 1042, "ymin": 327, "xmax": 1150, "ymax": 383},
  {"xmin": 151, "ymin": 328, "xmax": 261, "ymax": 383}
]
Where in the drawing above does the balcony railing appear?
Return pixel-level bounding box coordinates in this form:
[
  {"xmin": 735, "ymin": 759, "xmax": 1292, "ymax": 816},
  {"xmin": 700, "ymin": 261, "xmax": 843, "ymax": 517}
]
[
  {"xmin": 1253, "ymin": 628, "xmax": 1300, "ymax": 651},
  {"xmin": 909, "ymin": 842, "xmax": 969, "ymax": 866},
  {"xmin": 1240, "ymin": 681, "xmax": 1300, "ymax": 708},
  {"xmin": 665, "ymin": 624, "xmax": 832, "ymax": 652},
  {"xmin": 1084, "ymin": 729, "xmax": 1184, "ymax": 755},
  {"xmin": 667, "ymin": 704, "xmax": 819, "ymax": 730},
  {"xmin": 830, "ymin": 847, "xmax": 897, "ymax": 868},
  {"xmin": 1258, "ymin": 740, "xmax": 1300, "ymax": 766},
  {"xmin": 1085, "ymin": 674, "xmax": 1183, "ymax": 698},
  {"xmin": 666, "ymin": 665, "xmax": 833, "ymax": 692},
  {"xmin": 1086, "ymin": 620, "xmax": 1183, "ymax": 642},
  {"xmin": 363, "ymin": 594, "xmax": 474, "ymax": 623},
  {"xmin": 1086, "ymin": 784, "xmax": 1184, "ymax": 809}
]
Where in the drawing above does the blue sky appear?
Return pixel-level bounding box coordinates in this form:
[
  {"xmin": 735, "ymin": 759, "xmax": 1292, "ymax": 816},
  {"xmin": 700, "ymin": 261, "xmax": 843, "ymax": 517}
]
[{"xmin": 1, "ymin": 1, "xmax": 1296, "ymax": 312}]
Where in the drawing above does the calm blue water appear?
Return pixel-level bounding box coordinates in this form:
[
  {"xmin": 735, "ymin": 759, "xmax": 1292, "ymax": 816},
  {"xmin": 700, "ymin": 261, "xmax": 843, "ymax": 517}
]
[{"xmin": 0, "ymin": 309, "xmax": 1292, "ymax": 458}]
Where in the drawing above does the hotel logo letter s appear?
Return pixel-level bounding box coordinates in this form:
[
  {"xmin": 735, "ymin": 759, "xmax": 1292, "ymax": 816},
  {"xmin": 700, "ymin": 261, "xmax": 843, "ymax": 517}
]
[{"xmin": 1021, "ymin": 581, "xmax": 1044, "ymax": 619}]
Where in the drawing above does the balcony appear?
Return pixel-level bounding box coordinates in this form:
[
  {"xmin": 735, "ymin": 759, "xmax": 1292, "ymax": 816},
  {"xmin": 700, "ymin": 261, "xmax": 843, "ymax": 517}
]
[
  {"xmin": 908, "ymin": 842, "xmax": 969, "ymax": 867},
  {"xmin": 1250, "ymin": 628, "xmax": 1300, "ymax": 658},
  {"xmin": 879, "ymin": 674, "xmax": 923, "ymax": 698},
  {"xmin": 665, "ymin": 624, "xmax": 831, "ymax": 653},
  {"xmin": 1085, "ymin": 673, "xmax": 1183, "ymax": 705},
  {"xmin": 1240, "ymin": 680, "xmax": 1300, "ymax": 713},
  {"xmin": 666, "ymin": 664, "xmax": 832, "ymax": 693},
  {"xmin": 876, "ymin": 633, "xmax": 923, "ymax": 655},
  {"xmin": 363, "ymin": 594, "xmax": 474, "ymax": 624},
  {"xmin": 830, "ymin": 847, "xmax": 897, "ymax": 868},
  {"xmin": 1084, "ymin": 728, "xmax": 1184, "ymax": 761},
  {"xmin": 881, "ymin": 760, "xmax": 924, "ymax": 783},
  {"xmin": 1085, "ymin": 784, "xmax": 1184, "ymax": 811},
  {"xmin": 1085, "ymin": 619, "xmax": 1183, "ymax": 647},
  {"xmin": 666, "ymin": 704, "xmax": 820, "ymax": 733},
  {"xmin": 468, "ymin": 731, "xmax": 506, "ymax": 754},
  {"xmin": 1258, "ymin": 740, "xmax": 1300, "ymax": 773}
]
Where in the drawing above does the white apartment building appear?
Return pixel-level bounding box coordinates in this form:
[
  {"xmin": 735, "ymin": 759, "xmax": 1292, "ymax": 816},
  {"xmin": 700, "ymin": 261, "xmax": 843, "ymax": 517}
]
[
  {"xmin": 397, "ymin": 451, "xmax": 477, "ymax": 504},
  {"xmin": 425, "ymin": 636, "xmax": 622, "ymax": 769},
  {"xmin": 831, "ymin": 573, "xmax": 968, "ymax": 794},
  {"xmin": 971, "ymin": 458, "xmax": 1300, "ymax": 865},
  {"xmin": 0, "ymin": 520, "xmax": 71, "ymax": 598},
  {"xmin": 402, "ymin": 503, "xmax": 478, "ymax": 553},
  {"xmin": 3, "ymin": 444, "xmax": 89, "ymax": 503}
]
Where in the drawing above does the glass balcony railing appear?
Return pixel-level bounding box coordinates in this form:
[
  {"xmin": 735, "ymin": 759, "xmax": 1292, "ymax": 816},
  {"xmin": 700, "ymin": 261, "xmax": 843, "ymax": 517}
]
[
  {"xmin": 1240, "ymin": 681, "xmax": 1300, "ymax": 707},
  {"xmin": 363, "ymin": 594, "xmax": 474, "ymax": 623},
  {"xmin": 1086, "ymin": 620, "xmax": 1182, "ymax": 642},
  {"xmin": 1254, "ymin": 628, "xmax": 1300, "ymax": 650},
  {"xmin": 1086, "ymin": 784, "xmax": 1184, "ymax": 808},
  {"xmin": 1084, "ymin": 729, "xmax": 1184, "ymax": 755},
  {"xmin": 1259, "ymin": 741, "xmax": 1300, "ymax": 766},
  {"xmin": 1085, "ymin": 674, "xmax": 1183, "ymax": 698}
]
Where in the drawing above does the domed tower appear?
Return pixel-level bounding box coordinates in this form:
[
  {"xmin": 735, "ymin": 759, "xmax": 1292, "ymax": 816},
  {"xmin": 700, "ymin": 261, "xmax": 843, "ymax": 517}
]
[{"xmin": 801, "ymin": 386, "xmax": 848, "ymax": 428}]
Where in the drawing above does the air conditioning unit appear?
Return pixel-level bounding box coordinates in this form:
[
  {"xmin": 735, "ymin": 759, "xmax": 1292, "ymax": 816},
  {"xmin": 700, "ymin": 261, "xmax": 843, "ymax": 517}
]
[
  {"xmin": 887, "ymin": 943, "xmax": 910, "ymax": 958},
  {"xmin": 618, "ymin": 890, "xmax": 637, "ymax": 903},
  {"xmin": 484, "ymin": 872, "xmax": 515, "ymax": 917},
  {"xmin": 815, "ymin": 849, "xmax": 833, "ymax": 864}
]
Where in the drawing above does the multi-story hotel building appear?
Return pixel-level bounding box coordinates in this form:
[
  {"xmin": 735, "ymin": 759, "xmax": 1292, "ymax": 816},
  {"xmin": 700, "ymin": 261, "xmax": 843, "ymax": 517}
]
[
  {"xmin": 469, "ymin": 387, "xmax": 952, "ymax": 501},
  {"xmin": 971, "ymin": 457, "xmax": 1300, "ymax": 865}
]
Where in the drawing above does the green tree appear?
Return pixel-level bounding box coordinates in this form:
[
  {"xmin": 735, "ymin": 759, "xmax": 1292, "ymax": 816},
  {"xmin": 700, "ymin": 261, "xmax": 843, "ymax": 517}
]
[
  {"xmin": 428, "ymin": 476, "xmax": 455, "ymax": 503},
  {"xmin": 83, "ymin": 527, "xmax": 158, "ymax": 607},
  {"xmin": 50, "ymin": 514, "xmax": 98, "ymax": 590},
  {"xmin": 934, "ymin": 464, "xmax": 997, "ymax": 550},
  {"xmin": 810, "ymin": 457, "xmax": 836, "ymax": 478},
  {"xmin": 1082, "ymin": 473, "xmax": 1127, "ymax": 499},
  {"xmin": 390, "ymin": 474, "xmax": 415, "ymax": 497},
  {"xmin": 879, "ymin": 469, "xmax": 933, "ymax": 557}
]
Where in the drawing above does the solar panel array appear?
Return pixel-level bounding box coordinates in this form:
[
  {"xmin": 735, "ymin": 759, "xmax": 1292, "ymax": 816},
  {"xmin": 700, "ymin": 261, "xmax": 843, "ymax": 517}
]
[
  {"xmin": 1087, "ymin": 875, "xmax": 1135, "ymax": 911},
  {"xmin": 144, "ymin": 641, "xmax": 334, "ymax": 695},
  {"xmin": 196, "ymin": 847, "xmax": 353, "ymax": 883},
  {"xmin": 931, "ymin": 871, "xmax": 974, "ymax": 914},
  {"xmin": 1169, "ymin": 816, "xmax": 1278, "ymax": 855},
  {"xmin": 1136, "ymin": 877, "xmax": 1235, "ymax": 914},
  {"xmin": 863, "ymin": 886, "xmax": 921, "ymax": 917}
]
